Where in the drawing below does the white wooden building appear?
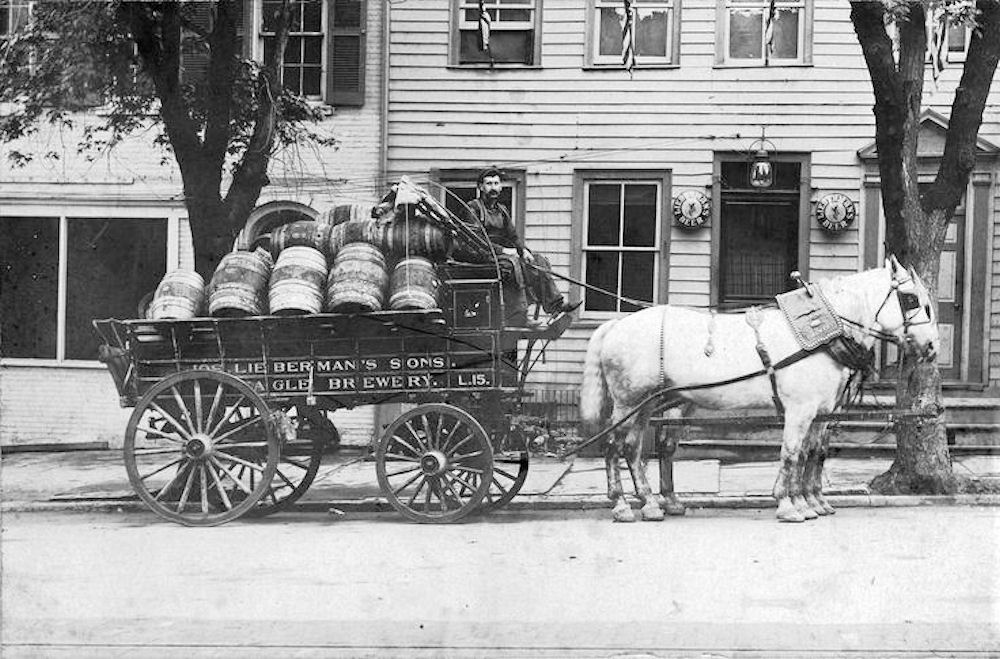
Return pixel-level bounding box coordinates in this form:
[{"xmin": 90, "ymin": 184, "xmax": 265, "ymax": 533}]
[
  {"xmin": 383, "ymin": 0, "xmax": 1000, "ymax": 427},
  {"xmin": 0, "ymin": 0, "xmax": 387, "ymax": 448}
]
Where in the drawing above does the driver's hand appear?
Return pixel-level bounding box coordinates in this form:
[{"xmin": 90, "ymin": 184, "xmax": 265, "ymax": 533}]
[{"xmin": 522, "ymin": 251, "xmax": 535, "ymax": 265}]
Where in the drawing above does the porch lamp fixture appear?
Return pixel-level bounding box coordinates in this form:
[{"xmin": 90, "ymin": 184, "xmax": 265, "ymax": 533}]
[{"xmin": 747, "ymin": 127, "xmax": 776, "ymax": 188}]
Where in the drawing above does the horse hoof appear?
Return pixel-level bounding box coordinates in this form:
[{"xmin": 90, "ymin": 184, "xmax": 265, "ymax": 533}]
[
  {"xmin": 820, "ymin": 502, "xmax": 836, "ymax": 515},
  {"xmin": 612, "ymin": 505, "xmax": 636, "ymax": 523},
  {"xmin": 658, "ymin": 495, "xmax": 687, "ymax": 516},
  {"xmin": 806, "ymin": 496, "xmax": 830, "ymax": 516},
  {"xmin": 776, "ymin": 501, "xmax": 805, "ymax": 523},
  {"xmin": 793, "ymin": 497, "xmax": 818, "ymax": 520},
  {"xmin": 640, "ymin": 503, "xmax": 664, "ymax": 522}
]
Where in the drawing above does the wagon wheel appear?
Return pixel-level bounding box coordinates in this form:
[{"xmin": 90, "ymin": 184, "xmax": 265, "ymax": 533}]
[
  {"xmin": 480, "ymin": 447, "xmax": 529, "ymax": 512},
  {"xmin": 251, "ymin": 405, "xmax": 338, "ymax": 517},
  {"xmin": 123, "ymin": 370, "xmax": 279, "ymax": 526},
  {"xmin": 375, "ymin": 403, "xmax": 493, "ymax": 524}
]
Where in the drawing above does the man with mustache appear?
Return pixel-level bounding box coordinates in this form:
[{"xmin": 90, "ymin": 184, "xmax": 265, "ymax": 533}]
[{"xmin": 461, "ymin": 167, "xmax": 581, "ymax": 326}]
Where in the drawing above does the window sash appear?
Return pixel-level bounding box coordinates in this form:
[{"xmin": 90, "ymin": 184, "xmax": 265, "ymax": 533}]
[
  {"xmin": 724, "ymin": 0, "xmax": 804, "ymax": 64},
  {"xmin": 582, "ymin": 181, "xmax": 661, "ymax": 313},
  {"xmin": 592, "ymin": 0, "xmax": 674, "ymax": 65},
  {"xmin": 0, "ymin": 214, "xmax": 175, "ymax": 364},
  {"xmin": 258, "ymin": 0, "xmax": 327, "ymax": 99},
  {"xmin": 458, "ymin": 0, "xmax": 536, "ymax": 30}
]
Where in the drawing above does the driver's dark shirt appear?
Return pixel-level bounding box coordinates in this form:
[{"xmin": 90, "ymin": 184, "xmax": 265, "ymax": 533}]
[{"xmin": 464, "ymin": 197, "xmax": 521, "ymax": 251}]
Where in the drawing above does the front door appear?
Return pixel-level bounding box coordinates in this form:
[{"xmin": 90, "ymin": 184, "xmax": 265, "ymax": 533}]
[
  {"xmin": 716, "ymin": 159, "xmax": 803, "ymax": 307},
  {"xmin": 880, "ymin": 190, "xmax": 965, "ymax": 382}
]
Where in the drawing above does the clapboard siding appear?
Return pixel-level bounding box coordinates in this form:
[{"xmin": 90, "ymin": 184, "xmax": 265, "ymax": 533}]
[{"xmin": 386, "ymin": 0, "xmax": 999, "ymax": 391}]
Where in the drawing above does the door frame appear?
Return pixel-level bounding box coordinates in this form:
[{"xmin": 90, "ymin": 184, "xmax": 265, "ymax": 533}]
[{"xmin": 710, "ymin": 151, "xmax": 812, "ymax": 307}]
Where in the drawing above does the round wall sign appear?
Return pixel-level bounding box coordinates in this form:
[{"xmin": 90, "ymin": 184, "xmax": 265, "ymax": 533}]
[
  {"xmin": 673, "ymin": 190, "xmax": 711, "ymax": 229},
  {"xmin": 816, "ymin": 193, "xmax": 856, "ymax": 232}
]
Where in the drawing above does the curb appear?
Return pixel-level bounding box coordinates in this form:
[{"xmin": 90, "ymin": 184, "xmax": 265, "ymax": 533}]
[{"xmin": 5, "ymin": 493, "xmax": 1000, "ymax": 516}]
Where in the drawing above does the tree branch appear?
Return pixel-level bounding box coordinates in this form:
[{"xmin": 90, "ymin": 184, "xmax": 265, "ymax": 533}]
[
  {"xmin": 224, "ymin": 0, "xmax": 291, "ymax": 225},
  {"xmin": 926, "ymin": 0, "xmax": 1000, "ymax": 213},
  {"xmin": 202, "ymin": 0, "xmax": 238, "ymax": 179}
]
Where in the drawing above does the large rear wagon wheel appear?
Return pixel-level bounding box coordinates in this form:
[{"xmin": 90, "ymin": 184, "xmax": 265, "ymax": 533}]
[
  {"xmin": 123, "ymin": 370, "xmax": 279, "ymax": 526},
  {"xmin": 375, "ymin": 404, "xmax": 493, "ymax": 524},
  {"xmin": 480, "ymin": 448, "xmax": 529, "ymax": 512}
]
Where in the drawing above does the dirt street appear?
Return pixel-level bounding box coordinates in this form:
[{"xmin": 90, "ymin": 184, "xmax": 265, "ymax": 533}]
[{"xmin": 2, "ymin": 507, "xmax": 998, "ymax": 657}]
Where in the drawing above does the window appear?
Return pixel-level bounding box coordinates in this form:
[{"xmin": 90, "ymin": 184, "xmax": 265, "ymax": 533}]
[
  {"xmin": 0, "ymin": 216, "xmax": 168, "ymax": 361},
  {"xmin": 589, "ymin": 0, "xmax": 679, "ymax": 67},
  {"xmin": 453, "ymin": 0, "xmax": 541, "ymax": 66},
  {"xmin": 945, "ymin": 22, "xmax": 970, "ymax": 62},
  {"xmin": 575, "ymin": 172, "xmax": 670, "ymax": 314},
  {"xmin": 717, "ymin": 0, "xmax": 812, "ymax": 66},
  {"xmin": 255, "ymin": 0, "xmax": 366, "ymax": 105},
  {"xmin": 0, "ymin": 0, "xmax": 31, "ymax": 38}
]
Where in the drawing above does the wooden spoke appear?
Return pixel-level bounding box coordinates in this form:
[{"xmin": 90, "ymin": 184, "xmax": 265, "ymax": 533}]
[
  {"xmin": 207, "ymin": 464, "xmax": 233, "ymax": 511},
  {"xmin": 214, "ymin": 450, "xmax": 266, "ymax": 472},
  {"xmin": 444, "ymin": 470, "xmax": 478, "ymax": 493},
  {"xmin": 451, "ymin": 464, "xmax": 485, "ymax": 476},
  {"xmin": 199, "ymin": 466, "xmax": 209, "ymax": 514},
  {"xmin": 213, "ymin": 414, "xmax": 264, "ymax": 443},
  {"xmin": 206, "ymin": 382, "xmax": 224, "ymax": 434},
  {"xmin": 450, "ymin": 450, "xmax": 485, "ymax": 462},
  {"xmin": 446, "ymin": 432, "xmax": 475, "ymax": 456},
  {"xmin": 149, "ymin": 403, "xmax": 193, "ymax": 442},
  {"xmin": 169, "ymin": 386, "xmax": 195, "ymax": 436},
  {"xmin": 393, "ymin": 470, "xmax": 425, "ymax": 496},
  {"xmin": 153, "ymin": 463, "xmax": 191, "ymax": 502},
  {"xmin": 210, "ymin": 457, "xmax": 253, "ymax": 496},
  {"xmin": 388, "ymin": 435, "xmax": 421, "ymax": 459},
  {"xmin": 192, "ymin": 379, "xmax": 204, "ymax": 433},
  {"xmin": 138, "ymin": 457, "xmax": 185, "ymax": 483},
  {"xmin": 135, "ymin": 425, "xmax": 184, "ymax": 443},
  {"xmin": 419, "ymin": 414, "xmax": 434, "ymax": 449},
  {"xmin": 403, "ymin": 420, "xmax": 429, "ymax": 453},
  {"xmin": 132, "ymin": 447, "xmax": 184, "ymax": 456},
  {"xmin": 176, "ymin": 464, "xmax": 198, "ymax": 513},
  {"xmin": 207, "ymin": 395, "xmax": 247, "ymax": 436},
  {"xmin": 407, "ymin": 476, "xmax": 428, "ymax": 506},
  {"xmin": 386, "ymin": 464, "xmax": 422, "ymax": 478},
  {"xmin": 383, "ymin": 452, "xmax": 420, "ymax": 463}
]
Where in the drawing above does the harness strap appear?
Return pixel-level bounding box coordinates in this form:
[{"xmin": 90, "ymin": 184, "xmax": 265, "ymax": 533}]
[
  {"xmin": 745, "ymin": 307, "xmax": 785, "ymax": 415},
  {"xmin": 562, "ymin": 348, "xmax": 812, "ymax": 458}
]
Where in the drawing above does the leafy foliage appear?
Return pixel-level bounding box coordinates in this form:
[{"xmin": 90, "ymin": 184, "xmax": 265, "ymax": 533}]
[{"xmin": 0, "ymin": 1, "xmax": 336, "ymax": 168}]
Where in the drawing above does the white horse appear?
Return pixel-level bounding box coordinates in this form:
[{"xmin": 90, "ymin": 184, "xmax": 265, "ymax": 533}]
[{"xmin": 580, "ymin": 257, "xmax": 939, "ymax": 523}]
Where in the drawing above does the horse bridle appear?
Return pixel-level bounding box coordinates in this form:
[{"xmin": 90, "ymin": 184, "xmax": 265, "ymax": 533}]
[{"xmin": 837, "ymin": 269, "xmax": 932, "ymax": 347}]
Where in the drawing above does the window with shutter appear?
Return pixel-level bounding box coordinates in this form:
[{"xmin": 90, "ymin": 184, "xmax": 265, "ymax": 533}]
[
  {"xmin": 179, "ymin": 0, "xmax": 251, "ymax": 84},
  {"xmin": 252, "ymin": 0, "xmax": 365, "ymax": 106},
  {"xmin": 328, "ymin": 0, "xmax": 365, "ymax": 106}
]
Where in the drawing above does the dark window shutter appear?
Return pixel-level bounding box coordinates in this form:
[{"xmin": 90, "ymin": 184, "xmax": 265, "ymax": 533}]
[
  {"xmin": 327, "ymin": 0, "xmax": 366, "ymax": 106},
  {"xmin": 179, "ymin": 1, "xmax": 249, "ymax": 83},
  {"xmin": 179, "ymin": 1, "xmax": 213, "ymax": 84}
]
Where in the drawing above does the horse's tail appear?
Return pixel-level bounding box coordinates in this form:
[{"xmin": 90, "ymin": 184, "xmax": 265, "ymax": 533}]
[{"xmin": 580, "ymin": 319, "xmax": 617, "ymax": 435}]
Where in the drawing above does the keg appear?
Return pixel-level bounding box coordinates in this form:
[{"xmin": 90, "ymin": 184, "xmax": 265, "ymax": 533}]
[
  {"xmin": 326, "ymin": 242, "xmax": 388, "ymax": 313},
  {"xmin": 388, "ymin": 257, "xmax": 440, "ymax": 311},
  {"xmin": 381, "ymin": 219, "xmax": 451, "ymax": 260},
  {"xmin": 268, "ymin": 246, "xmax": 328, "ymax": 315},
  {"xmin": 148, "ymin": 270, "xmax": 205, "ymax": 320},
  {"xmin": 327, "ymin": 219, "xmax": 386, "ymax": 261},
  {"xmin": 208, "ymin": 250, "xmax": 271, "ymax": 317},
  {"xmin": 269, "ymin": 221, "xmax": 333, "ymax": 260}
]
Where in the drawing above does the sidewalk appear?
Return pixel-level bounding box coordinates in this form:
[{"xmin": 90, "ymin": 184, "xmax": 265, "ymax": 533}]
[{"xmin": 3, "ymin": 447, "xmax": 1000, "ymax": 514}]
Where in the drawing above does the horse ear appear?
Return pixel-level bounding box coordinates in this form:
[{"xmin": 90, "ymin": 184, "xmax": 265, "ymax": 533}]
[{"xmin": 889, "ymin": 254, "xmax": 903, "ymax": 273}]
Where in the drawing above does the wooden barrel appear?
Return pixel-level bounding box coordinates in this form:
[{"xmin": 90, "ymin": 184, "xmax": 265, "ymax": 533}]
[
  {"xmin": 148, "ymin": 270, "xmax": 205, "ymax": 320},
  {"xmin": 269, "ymin": 246, "xmax": 328, "ymax": 315},
  {"xmin": 381, "ymin": 219, "xmax": 452, "ymax": 260},
  {"xmin": 317, "ymin": 203, "xmax": 374, "ymax": 227},
  {"xmin": 389, "ymin": 257, "xmax": 440, "ymax": 311},
  {"xmin": 269, "ymin": 221, "xmax": 332, "ymax": 260},
  {"xmin": 327, "ymin": 219, "xmax": 386, "ymax": 261},
  {"xmin": 326, "ymin": 242, "xmax": 388, "ymax": 313},
  {"xmin": 208, "ymin": 250, "xmax": 271, "ymax": 317}
]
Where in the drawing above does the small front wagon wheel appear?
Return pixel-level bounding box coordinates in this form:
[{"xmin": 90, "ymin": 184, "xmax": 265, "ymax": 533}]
[
  {"xmin": 376, "ymin": 404, "xmax": 493, "ymax": 523},
  {"xmin": 124, "ymin": 370, "xmax": 280, "ymax": 526}
]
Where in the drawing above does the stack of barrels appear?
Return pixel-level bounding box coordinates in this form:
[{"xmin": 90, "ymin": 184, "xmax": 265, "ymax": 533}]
[{"xmin": 146, "ymin": 199, "xmax": 454, "ymax": 320}]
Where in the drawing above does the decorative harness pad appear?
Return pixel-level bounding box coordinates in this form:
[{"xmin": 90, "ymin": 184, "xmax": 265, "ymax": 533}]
[
  {"xmin": 776, "ymin": 285, "xmax": 875, "ymax": 376},
  {"xmin": 775, "ymin": 287, "xmax": 843, "ymax": 350}
]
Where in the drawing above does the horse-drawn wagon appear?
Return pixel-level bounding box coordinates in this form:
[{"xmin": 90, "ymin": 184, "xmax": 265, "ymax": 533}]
[{"xmin": 94, "ymin": 182, "xmax": 572, "ymax": 526}]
